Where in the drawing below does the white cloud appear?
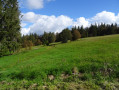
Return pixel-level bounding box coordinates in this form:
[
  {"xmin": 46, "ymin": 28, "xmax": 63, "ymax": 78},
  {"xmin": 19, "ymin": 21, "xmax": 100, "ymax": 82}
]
[
  {"xmin": 21, "ymin": 12, "xmax": 73, "ymax": 35},
  {"xmin": 21, "ymin": 28, "xmax": 30, "ymax": 35},
  {"xmin": 73, "ymin": 17, "xmax": 90, "ymax": 28},
  {"xmin": 22, "ymin": 12, "xmax": 38, "ymax": 23},
  {"xmin": 21, "ymin": 11, "xmax": 119, "ymax": 35},
  {"xmin": 90, "ymin": 11, "xmax": 117, "ymax": 24},
  {"xmin": 116, "ymin": 14, "xmax": 119, "ymax": 23}
]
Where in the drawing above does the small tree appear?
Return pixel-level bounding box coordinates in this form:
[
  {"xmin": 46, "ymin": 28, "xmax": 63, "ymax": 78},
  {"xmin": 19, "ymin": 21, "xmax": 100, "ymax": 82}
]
[
  {"xmin": 22, "ymin": 40, "xmax": 33, "ymax": 50},
  {"xmin": 35, "ymin": 39, "xmax": 42, "ymax": 46},
  {"xmin": 72, "ymin": 30, "xmax": 81, "ymax": 40},
  {"xmin": 27, "ymin": 40, "xmax": 33, "ymax": 50},
  {"xmin": 60, "ymin": 28, "xmax": 72, "ymax": 43}
]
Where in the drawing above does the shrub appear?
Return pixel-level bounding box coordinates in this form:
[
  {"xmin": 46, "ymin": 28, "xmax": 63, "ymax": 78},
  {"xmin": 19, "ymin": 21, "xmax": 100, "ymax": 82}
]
[
  {"xmin": 0, "ymin": 41, "xmax": 20, "ymax": 56},
  {"xmin": 0, "ymin": 42, "xmax": 9, "ymax": 56},
  {"xmin": 22, "ymin": 40, "xmax": 33, "ymax": 50}
]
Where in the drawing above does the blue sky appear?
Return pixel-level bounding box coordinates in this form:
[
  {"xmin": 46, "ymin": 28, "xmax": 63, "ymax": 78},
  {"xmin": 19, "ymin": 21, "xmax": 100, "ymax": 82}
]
[{"xmin": 19, "ymin": 0, "xmax": 119, "ymax": 35}]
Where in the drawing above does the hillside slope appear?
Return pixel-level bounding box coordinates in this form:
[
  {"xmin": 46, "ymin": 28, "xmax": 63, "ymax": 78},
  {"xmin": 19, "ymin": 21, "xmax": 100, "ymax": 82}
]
[{"xmin": 0, "ymin": 34, "xmax": 119, "ymax": 89}]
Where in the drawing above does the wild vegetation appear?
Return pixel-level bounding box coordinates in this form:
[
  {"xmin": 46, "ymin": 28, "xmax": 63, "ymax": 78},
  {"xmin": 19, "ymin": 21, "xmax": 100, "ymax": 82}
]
[
  {"xmin": 0, "ymin": 35, "xmax": 119, "ymax": 89},
  {"xmin": 1, "ymin": 0, "xmax": 119, "ymax": 89}
]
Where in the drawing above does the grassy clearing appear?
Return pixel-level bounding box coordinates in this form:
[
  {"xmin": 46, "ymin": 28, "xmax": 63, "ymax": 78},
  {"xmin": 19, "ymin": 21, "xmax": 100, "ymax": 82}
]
[{"xmin": 0, "ymin": 34, "xmax": 119, "ymax": 89}]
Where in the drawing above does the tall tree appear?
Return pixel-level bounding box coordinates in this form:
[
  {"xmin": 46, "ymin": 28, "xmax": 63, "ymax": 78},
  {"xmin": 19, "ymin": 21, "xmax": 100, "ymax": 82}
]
[
  {"xmin": 4, "ymin": 0, "xmax": 21, "ymax": 41},
  {"xmin": 0, "ymin": 0, "xmax": 21, "ymax": 56}
]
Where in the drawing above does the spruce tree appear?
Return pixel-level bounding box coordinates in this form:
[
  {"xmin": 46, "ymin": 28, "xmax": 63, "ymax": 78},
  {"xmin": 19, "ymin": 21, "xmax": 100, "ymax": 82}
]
[
  {"xmin": 0, "ymin": 0, "xmax": 21, "ymax": 56},
  {"xmin": 59, "ymin": 28, "xmax": 72, "ymax": 43},
  {"xmin": 48, "ymin": 32, "xmax": 56, "ymax": 43},
  {"xmin": 41, "ymin": 32, "xmax": 49, "ymax": 45}
]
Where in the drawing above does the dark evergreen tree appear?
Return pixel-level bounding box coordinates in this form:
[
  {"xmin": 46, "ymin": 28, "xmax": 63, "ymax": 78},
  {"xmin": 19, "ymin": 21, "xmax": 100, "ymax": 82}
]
[
  {"xmin": 41, "ymin": 32, "xmax": 49, "ymax": 45},
  {"xmin": 59, "ymin": 28, "xmax": 72, "ymax": 43},
  {"xmin": 117, "ymin": 25, "xmax": 119, "ymax": 34},
  {"xmin": 55, "ymin": 32, "xmax": 60, "ymax": 42},
  {"xmin": 48, "ymin": 32, "xmax": 56, "ymax": 43},
  {"xmin": 88, "ymin": 24, "xmax": 97, "ymax": 37},
  {"xmin": 41, "ymin": 32, "xmax": 56, "ymax": 45},
  {"xmin": 78, "ymin": 26, "xmax": 87, "ymax": 38},
  {"xmin": 0, "ymin": 0, "xmax": 21, "ymax": 56}
]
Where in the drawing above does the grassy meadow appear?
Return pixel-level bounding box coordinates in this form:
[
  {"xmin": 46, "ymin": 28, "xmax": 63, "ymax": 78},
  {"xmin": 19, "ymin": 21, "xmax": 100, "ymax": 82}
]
[{"xmin": 0, "ymin": 34, "xmax": 119, "ymax": 89}]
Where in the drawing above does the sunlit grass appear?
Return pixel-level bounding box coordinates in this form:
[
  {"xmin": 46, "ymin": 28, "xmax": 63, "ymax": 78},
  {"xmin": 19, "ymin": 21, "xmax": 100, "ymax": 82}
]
[{"xmin": 0, "ymin": 34, "xmax": 119, "ymax": 89}]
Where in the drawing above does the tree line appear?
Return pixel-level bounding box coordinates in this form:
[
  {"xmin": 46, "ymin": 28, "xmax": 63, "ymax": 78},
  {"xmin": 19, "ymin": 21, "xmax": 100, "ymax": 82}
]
[
  {"xmin": 21, "ymin": 23, "xmax": 119, "ymax": 48},
  {"xmin": 21, "ymin": 28, "xmax": 81, "ymax": 47}
]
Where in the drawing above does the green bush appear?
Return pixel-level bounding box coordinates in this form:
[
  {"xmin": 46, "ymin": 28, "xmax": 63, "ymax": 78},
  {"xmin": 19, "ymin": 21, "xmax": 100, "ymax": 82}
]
[{"xmin": 0, "ymin": 42, "xmax": 9, "ymax": 56}]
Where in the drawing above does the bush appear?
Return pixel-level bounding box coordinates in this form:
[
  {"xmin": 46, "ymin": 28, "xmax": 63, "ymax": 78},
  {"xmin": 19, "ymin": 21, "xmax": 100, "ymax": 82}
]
[
  {"xmin": 0, "ymin": 41, "xmax": 20, "ymax": 56},
  {"xmin": 0, "ymin": 42, "xmax": 9, "ymax": 56},
  {"xmin": 22, "ymin": 40, "xmax": 33, "ymax": 50}
]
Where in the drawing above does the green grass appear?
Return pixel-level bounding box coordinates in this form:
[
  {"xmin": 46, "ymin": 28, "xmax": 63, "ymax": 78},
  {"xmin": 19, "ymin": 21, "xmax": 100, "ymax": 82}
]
[{"xmin": 1, "ymin": 34, "xmax": 119, "ymax": 89}]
